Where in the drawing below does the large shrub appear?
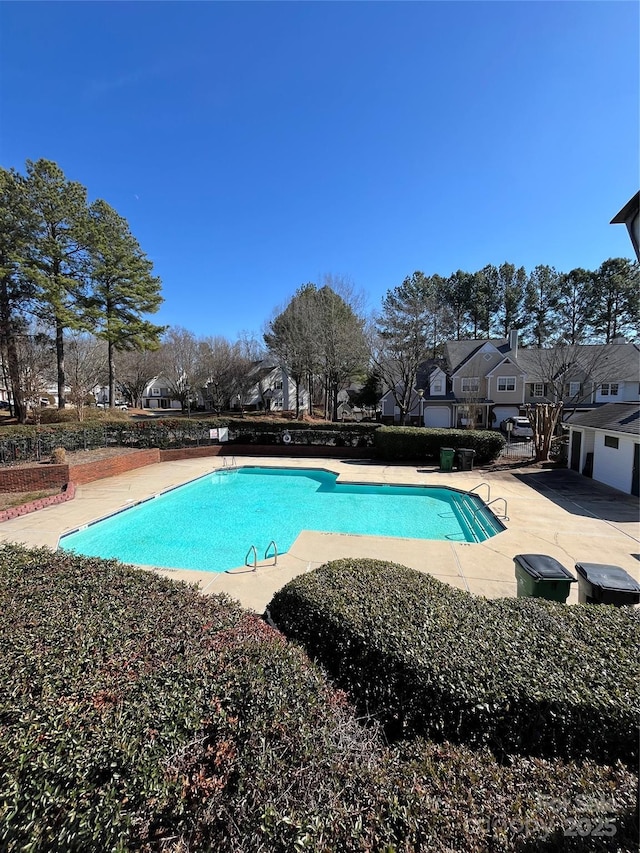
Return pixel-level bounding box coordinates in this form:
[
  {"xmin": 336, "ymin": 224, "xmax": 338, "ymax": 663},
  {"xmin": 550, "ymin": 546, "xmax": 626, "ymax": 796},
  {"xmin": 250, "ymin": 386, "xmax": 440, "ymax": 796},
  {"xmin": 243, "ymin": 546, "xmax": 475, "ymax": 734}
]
[
  {"xmin": 267, "ymin": 559, "xmax": 639, "ymax": 766},
  {"xmin": 374, "ymin": 425, "xmax": 505, "ymax": 463},
  {"xmin": 1, "ymin": 545, "xmax": 636, "ymax": 852}
]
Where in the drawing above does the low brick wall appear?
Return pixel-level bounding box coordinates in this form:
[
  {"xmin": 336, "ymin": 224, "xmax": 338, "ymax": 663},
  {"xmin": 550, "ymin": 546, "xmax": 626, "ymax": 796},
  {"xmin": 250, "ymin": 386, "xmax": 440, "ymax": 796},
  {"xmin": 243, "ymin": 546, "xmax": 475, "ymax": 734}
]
[
  {"xmin": 69, "ymin": 450, "xmax": 160, "ymax": 485},
  {"xmin": 0, "ymin": 466, "xmax": 69, "ymax": 493},
  {"xmin": 160, "ymin": 446, "xmax": 223, "ymax": 462},
  {"xmin": 0, "ymin": 482, "xmax": 76, "ymax": 523}
]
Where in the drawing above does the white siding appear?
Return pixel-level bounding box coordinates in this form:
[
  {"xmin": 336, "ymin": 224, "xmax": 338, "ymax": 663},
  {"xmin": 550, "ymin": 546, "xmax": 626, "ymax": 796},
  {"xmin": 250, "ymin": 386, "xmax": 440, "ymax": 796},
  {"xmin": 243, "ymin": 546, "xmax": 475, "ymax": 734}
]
[{"xmin": 592, "ymin": 432, "xmax": 637, "ymax": 494}]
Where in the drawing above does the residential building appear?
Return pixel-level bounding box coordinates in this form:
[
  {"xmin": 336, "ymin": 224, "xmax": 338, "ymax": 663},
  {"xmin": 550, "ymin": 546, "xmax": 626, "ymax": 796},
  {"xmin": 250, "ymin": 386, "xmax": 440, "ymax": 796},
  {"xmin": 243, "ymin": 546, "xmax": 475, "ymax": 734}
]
[
  {"xmin": 379, "ymin": 332, "xmax": 640, "ymax": 429},
  {"xmin": 568, "ymin": 402, "xmax": 640, "ymax": 496},
  {"xmin": 142, "ymin": 377, "xmax": 182, "ymax": 410}
]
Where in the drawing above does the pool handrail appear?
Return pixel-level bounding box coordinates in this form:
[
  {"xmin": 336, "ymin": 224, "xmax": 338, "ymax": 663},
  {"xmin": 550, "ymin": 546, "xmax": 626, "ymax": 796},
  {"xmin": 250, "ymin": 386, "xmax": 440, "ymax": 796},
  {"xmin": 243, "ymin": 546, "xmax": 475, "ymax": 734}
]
[
  {"xmin": 469, "ymin": 482, "xmax": 491, "ymax": 503},
  {"xmin": 245, "ymin": 545, "xmax": 257, "ymax": 571},
  {"xmin": 265, "ymin": 540, "xmax": 278, "ymax": 565},
  {"xmin": 473, "ymin": 496, "xmax": 509, "ymax": 522}
]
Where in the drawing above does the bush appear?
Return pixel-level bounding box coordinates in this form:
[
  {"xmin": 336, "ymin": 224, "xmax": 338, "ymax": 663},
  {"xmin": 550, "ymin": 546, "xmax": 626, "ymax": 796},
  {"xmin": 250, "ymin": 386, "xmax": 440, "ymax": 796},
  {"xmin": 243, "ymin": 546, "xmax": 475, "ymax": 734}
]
[
  {"xmin": 0, "ymin": 545, "xmax": 636, "ymax": 852},
  {"xmin": 50, "ymin": 446, "xmax": 66, "ymax": 464},
  {"xmin": 267, "ymin": 559, "xmax": 639, "ymax": 766},
  {"xmin": 374, "ymin": 425, "xmax": 505, "ymax": 463},
  {"xmin": 36, "ymin": 407, "xmax": 130, "ymax": 425}
]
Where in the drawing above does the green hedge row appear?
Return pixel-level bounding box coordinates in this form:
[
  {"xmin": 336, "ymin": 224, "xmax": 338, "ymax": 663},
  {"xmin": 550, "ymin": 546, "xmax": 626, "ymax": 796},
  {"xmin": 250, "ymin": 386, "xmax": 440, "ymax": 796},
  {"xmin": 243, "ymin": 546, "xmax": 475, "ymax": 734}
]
[
  {"xmin": 267, "ymin": 559, "xmax": 639, "ymax": 767},
  {"xmin": 1, "ymin": 545, "xmax": 636, "ymax": 852},
  {"xmin": 1, "ymin": 419, "xmax": 508, "ymax": 463},
  {"xmin": 374, "ymin": 425, "xmax": 505, "ymax": 463}
]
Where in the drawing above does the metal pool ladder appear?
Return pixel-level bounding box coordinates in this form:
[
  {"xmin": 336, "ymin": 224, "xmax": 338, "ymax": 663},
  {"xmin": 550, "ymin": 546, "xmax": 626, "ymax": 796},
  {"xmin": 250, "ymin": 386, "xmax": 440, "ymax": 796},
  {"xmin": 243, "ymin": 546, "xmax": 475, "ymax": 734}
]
[
  {"xmin": 470, "ymin": 481, "xmax": 491, "ymax": 502},
  {"xmin": 473, "ymin": 497, "xmax": 509, "ymax": 522},
  {"xmin": 244, "ymin": 540, "xmax": 278, "ymax": 571}
]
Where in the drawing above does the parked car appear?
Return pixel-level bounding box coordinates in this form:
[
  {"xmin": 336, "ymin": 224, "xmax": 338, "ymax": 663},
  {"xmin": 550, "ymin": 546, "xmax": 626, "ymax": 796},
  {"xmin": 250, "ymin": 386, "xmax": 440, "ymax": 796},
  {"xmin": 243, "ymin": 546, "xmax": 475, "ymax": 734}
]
[
  {"xmin": 500, "ymin": 416, "xmax": 533, "ymax": 439},
  {"xmin": 0, "ymin": 401, "xmax": 10, "ymax": 410}
]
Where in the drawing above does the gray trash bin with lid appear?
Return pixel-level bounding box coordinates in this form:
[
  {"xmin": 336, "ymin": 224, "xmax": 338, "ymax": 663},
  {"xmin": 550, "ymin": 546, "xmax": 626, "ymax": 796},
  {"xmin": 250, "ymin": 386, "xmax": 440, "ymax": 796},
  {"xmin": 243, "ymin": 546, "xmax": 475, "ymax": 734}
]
[
  {"xmin": 439, "ymin": 447, "xmax": 455, "ymax": 472},
  {"xmin": 575, "ymin": 563, "xmax": 640, "ymax": 606},
  {"xmin": 457, "ymin": 447, "xmax": 475, "ymax": 471},
  {"xmin": 514, "ymin": 554, "xmax": 576, "ymax": 602}
]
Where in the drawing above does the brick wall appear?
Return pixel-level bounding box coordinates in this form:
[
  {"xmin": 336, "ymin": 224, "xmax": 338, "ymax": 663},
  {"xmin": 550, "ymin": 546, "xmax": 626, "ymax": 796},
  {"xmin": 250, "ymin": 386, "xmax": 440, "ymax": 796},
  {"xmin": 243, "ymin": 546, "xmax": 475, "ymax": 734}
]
[
  {"xmin": 69, "ymin": 450, "xmax": 160, "ymax": 484},
  {"xmin": 0, "ymin": 466, "xmax": 69, "ymax": 492}
]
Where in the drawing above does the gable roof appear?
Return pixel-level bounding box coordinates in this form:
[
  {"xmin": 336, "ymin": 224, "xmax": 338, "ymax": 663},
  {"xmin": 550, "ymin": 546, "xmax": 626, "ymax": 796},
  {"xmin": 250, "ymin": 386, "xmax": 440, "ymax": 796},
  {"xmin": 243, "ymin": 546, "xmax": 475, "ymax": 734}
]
[
  {"xmin": 569, "ymin": 403, "xmax": 640, "ymax": 435},
  {"xmin": 515, "ymin": 343, "xmax": 640, "ymax": 383},
  {"xmin": 445, "ymin": 338, "xmax": 510, "ymax": 375}
]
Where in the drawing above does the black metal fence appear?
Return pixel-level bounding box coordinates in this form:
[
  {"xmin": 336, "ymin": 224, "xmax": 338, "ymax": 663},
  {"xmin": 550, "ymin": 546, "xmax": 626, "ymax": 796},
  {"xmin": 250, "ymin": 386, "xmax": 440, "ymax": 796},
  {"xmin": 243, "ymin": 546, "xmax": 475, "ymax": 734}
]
[
  {"xmin": 499, "ymin": 439, "xmax": 535, "ymax": 461},
  {"xmin": 0, "ymin": 421, "xmax": 379, "ymax": 466}
]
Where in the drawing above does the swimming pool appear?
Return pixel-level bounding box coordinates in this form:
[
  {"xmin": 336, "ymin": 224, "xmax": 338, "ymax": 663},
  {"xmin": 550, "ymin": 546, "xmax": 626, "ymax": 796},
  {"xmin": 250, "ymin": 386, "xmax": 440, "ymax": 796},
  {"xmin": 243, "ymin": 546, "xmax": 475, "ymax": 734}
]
[{"xmin": 59, "ymin": 466, "xmax": 503, "ymax": 573}]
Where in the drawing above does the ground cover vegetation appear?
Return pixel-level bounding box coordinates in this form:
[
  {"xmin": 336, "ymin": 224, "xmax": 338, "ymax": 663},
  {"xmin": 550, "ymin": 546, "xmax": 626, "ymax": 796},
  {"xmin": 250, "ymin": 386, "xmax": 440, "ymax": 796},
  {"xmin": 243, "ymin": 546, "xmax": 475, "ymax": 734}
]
[{"xmin": 1, "ymin": 544, "xmax": 637, "ymax": 852}]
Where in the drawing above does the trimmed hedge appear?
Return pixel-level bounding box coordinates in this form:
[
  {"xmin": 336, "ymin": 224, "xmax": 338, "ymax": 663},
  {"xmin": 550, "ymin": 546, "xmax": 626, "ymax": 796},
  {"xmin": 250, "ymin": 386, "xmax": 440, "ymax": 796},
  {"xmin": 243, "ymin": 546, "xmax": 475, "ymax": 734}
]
[
  {"xmin": 1, "ymin": 545, "xmax": 637, "ymax": 851},
  {"xmin": 267, "ymin": 559, "xmax": 639, "ymax": 766},
  {"xmin": 374, "ymin": 425, "xmax": 505, "ymax": 463}
]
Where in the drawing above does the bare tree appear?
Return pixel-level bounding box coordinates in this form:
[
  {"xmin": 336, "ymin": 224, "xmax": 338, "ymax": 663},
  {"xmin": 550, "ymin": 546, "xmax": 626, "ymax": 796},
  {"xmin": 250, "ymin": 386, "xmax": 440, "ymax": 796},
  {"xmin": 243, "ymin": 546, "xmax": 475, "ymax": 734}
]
[
  {"xmin": 65, "ymin": 332, "xmax": 108, "ymax": 421},
  {"xmin": 158, "ymin": 327, "xmax": 200, "ymax": 411},
  {"xmin": 522, "ymin": 342, "xmax": 634, "ymax": 461},
  {"xmin": 116, "ymin": 348, "xmax": 163, "ymax": 409}
]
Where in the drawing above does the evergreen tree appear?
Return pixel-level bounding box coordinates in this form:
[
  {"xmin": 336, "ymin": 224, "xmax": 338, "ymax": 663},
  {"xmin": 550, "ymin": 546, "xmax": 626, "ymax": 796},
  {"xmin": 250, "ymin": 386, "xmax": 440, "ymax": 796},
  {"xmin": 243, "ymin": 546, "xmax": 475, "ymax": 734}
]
[
  {"xmin": 590, "ymin": 258, "xmax": 639, "ymax": 342},
  {"xmin": 556, "ymin": 267, "xmax": 594, "ymax": 344},
  {"xmin": 85, "ymin": 199, "xmax": 164, "ymax": 408},
  {"xmin": 25, "ymin": 159, "xmax": 92, "ymax": 409},
  {"xmin": 494, "ymin": 262, "xmax": 527, "ymax": 339},
  {"xmin": 524, "ymin": 264, "xmax": 561, "ymax": 346},
  {"xmin": 0, "ymin": 167, "xmax": 36, "ymax": 422}
]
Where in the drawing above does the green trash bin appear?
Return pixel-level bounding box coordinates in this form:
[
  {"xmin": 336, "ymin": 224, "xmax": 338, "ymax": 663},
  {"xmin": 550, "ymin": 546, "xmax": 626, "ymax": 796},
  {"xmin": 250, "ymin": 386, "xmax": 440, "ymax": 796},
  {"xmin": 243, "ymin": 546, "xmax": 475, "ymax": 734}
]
[
  {"xmin": 439, "ymin": 447, "xmax": 455, "ymax": 472},
  {"xmin": 514, "ymin": 554, "xmax": 576, "ymax": 603}
]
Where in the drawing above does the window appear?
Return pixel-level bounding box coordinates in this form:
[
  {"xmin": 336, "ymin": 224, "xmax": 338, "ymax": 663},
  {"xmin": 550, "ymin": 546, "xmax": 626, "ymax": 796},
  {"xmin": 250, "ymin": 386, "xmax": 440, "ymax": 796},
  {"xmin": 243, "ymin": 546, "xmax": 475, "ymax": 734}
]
[
  {"xmin": 532, "ymin": 383, "xmax": 544, "ymax": 398},
  {"xmin": 604, "ymin": 435, "xmax": 619, "ymax": 449},
  {"xmin": 600, "ymin": 383, "xmax": 619, "ymax": 397},
  {"xmin": 432, "ymin": 379, "xmax": 443, "ymax": 392},
  {"xmin": 461, "ymin": 377, "xmax": 479, "ymax": 393},
  {"xmin": 497, "ymin": 376, "xmax": 516, "ymax": 392},
  {"xmin": 568, "ymin": 381, "xmax": 581, "ymax": 398},
  {"xmin": 151, "ymin": 388, "xmax": 161, "ymax": 396}
]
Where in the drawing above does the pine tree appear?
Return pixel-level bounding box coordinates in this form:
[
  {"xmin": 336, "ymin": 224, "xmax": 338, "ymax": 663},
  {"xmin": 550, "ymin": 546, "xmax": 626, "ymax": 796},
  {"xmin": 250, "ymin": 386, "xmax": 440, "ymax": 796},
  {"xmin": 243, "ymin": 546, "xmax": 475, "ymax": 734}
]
[{"xmin": 85, "ymin": 199, "xmax": 164, "ymax": 408}]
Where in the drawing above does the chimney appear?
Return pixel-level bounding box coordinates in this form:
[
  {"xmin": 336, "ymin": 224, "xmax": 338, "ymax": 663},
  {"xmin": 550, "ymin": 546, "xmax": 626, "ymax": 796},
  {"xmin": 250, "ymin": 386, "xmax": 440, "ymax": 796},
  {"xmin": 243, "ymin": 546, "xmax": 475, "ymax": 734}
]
[{"xmin": 508, "ymin": 329, "xmax": 518, "ymax": 355}]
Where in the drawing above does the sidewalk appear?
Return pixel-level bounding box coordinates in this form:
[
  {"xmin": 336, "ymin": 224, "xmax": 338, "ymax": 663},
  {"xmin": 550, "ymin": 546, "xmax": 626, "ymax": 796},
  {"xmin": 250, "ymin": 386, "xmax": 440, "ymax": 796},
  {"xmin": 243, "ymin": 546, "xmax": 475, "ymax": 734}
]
[{"xmin": 1, "ymin": 457, "xmax": 638, "ymax": 613}]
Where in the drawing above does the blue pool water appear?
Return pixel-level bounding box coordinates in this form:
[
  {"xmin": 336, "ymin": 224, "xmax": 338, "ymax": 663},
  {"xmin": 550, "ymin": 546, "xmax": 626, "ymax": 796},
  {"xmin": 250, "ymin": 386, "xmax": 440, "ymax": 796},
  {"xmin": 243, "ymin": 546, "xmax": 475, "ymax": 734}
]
[{"xmin": 60, "ymin": 467, "xmax": 502, "ymax": 573}]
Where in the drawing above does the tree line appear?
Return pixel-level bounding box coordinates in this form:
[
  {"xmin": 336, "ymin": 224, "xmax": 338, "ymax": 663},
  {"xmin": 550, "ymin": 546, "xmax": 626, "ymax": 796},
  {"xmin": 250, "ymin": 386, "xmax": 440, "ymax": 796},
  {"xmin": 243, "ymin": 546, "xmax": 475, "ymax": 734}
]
[{"xmin": 2, "ymin": 159, "xmax": 638, "ymax": 424}]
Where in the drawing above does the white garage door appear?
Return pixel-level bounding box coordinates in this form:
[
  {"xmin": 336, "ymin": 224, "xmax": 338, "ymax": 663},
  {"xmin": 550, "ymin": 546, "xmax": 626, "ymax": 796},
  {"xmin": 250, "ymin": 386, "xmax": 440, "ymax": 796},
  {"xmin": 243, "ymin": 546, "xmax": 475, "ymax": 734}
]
[
  {"xmin": 492, "ymin": 406, "xmax": 519, "ymax": 426},
  {"xmin": 425, "ymin": 407, "xmax": 451, "ymax": 428}
]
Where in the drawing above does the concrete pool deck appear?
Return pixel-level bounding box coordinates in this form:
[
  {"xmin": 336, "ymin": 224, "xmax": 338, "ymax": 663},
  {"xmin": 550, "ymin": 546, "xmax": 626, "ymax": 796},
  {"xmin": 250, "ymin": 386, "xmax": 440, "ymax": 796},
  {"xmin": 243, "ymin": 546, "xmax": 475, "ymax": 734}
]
[{"xmin": 1, "ymin": 456, "xmax": 638, "ymax": 613}]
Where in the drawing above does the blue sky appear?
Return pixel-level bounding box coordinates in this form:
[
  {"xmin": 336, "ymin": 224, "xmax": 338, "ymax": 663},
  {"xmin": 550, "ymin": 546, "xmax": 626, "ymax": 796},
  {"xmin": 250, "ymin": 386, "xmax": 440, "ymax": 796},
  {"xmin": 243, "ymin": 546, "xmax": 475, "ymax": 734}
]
[{"xmin": 1, "ymin": 1, "xmax": 638, "ymax": 341}]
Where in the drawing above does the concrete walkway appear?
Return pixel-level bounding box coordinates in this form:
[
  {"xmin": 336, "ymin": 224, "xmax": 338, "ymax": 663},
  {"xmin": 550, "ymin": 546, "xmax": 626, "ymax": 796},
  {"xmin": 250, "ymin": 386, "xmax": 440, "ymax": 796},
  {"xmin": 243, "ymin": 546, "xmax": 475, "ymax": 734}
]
[{"xmin": 1, "ymin": 456, "xmax": 638, "ymax": 613}]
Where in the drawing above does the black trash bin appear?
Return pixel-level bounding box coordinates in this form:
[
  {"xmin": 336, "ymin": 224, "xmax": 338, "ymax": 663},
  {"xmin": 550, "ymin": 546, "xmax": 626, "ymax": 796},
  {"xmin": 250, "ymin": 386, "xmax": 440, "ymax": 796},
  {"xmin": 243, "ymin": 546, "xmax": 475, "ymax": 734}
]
[
  {"xmin": 439, "ymin": 447, "xmax": 455, "ymax": 472},
  {"xmin": 575, "ymin": 563, "xmax": 640, "ymax": 606},
  {"xmin": 514, "ymin": 554, "xmax": 577, "ymax": 602},
  {"xmin": 457, "ymin": 448, "xmax": 475, "ymax": 471}
]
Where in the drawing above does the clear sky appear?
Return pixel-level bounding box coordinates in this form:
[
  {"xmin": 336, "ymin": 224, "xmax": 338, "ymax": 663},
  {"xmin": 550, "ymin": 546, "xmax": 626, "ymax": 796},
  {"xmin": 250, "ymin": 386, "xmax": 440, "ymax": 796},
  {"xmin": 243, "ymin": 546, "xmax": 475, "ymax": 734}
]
[{"xmin": 1, "ymin": 1, "xmax": 638, "ymax": 341}]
